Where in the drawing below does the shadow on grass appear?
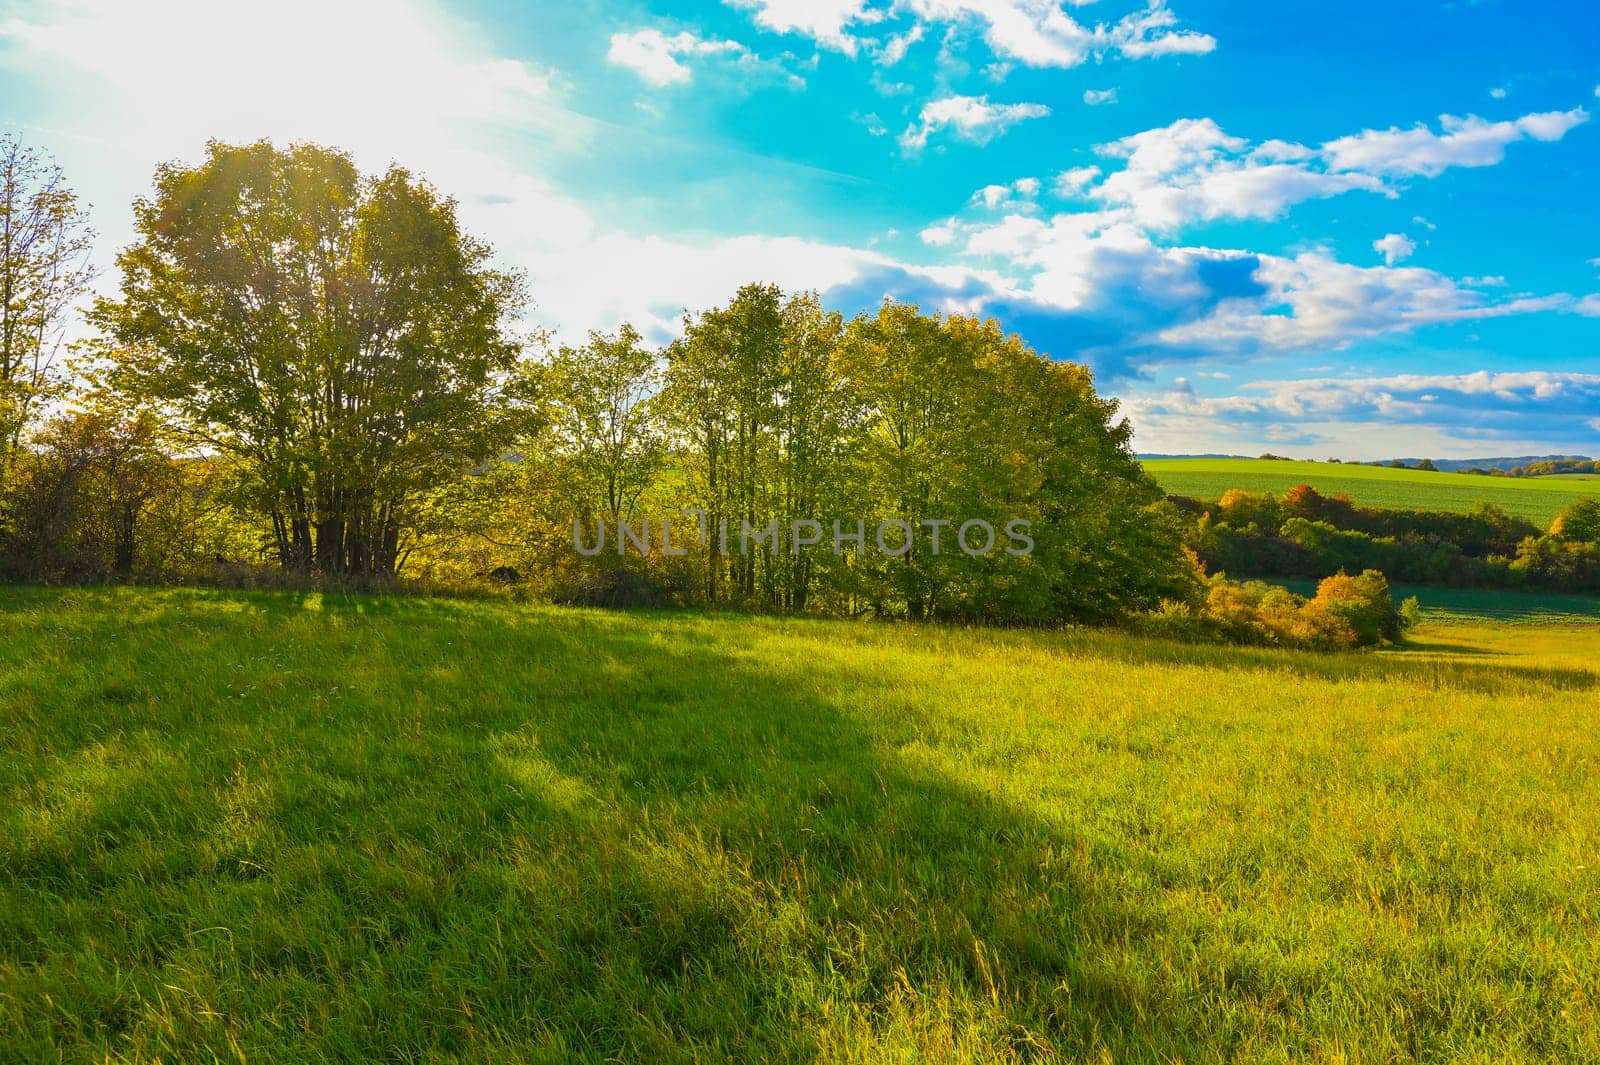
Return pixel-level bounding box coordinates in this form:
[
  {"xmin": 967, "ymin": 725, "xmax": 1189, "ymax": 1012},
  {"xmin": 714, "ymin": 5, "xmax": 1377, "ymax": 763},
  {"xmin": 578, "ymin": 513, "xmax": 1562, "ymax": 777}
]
[
  {"xmin": 0, "ymin": 589, "xmax": 1250, "ymax": 1062},
  {"xmin": 0, "ymin": 586, "xmax": 1593, "ymax": 1060}
]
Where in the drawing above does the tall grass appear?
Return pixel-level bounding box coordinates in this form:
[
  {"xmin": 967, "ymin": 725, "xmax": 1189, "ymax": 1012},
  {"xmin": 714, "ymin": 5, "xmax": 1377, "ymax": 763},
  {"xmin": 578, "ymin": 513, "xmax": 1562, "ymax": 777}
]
[{"xmin": 2, "ymin": 587, "xmax": 1597, "ymax": 1062}]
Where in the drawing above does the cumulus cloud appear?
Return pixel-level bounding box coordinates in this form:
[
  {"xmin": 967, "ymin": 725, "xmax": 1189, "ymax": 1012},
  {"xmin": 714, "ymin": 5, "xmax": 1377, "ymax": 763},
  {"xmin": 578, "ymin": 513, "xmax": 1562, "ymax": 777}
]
[
  {"xmin": 1321, "ymin": 109, "xmax": 1589, "ymax": 177},
  {"xmin": 1373, "ymin": 232, "xmax": 1416, "ymax": 265},
  {"xmin": 1087, "ymin": 118, "xmax": 1389, "ymax": 230},
  {"xmin": 900, "ymin": 94, "xmax": 1050, "ymax": 151},
  {"xmin": 1083, "ymin": 88, "xmax": 1118, "ymax": 106},
  {"xmin": 901, "ymin": 0, "xmax": 1214, "ymax": 68},
  {"xmin": 971, "ymin": 177, "xmax": 1042, "ymax": 210},
  {"xmin": 969, "ymin": 106, "xmax": 1588, "ymax": 233},
  {"xmin": 1052, "ymin": 166, "xmax": 1102, "ymax": 196}
]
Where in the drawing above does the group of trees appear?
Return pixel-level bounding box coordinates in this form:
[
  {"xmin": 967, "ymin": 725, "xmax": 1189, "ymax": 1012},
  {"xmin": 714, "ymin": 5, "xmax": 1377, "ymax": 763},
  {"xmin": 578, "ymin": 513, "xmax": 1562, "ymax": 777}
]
[
  {"xmin": 479, "ymin": 285, "xmax": 1199, "ymax": 622},
  {"xmin": 0, "ymin": 135, "xmax": 1200, "ymax": 625},
  {"xmin": 1179, "ymin": 484, "xmax": 1600, "ymax": 594}
]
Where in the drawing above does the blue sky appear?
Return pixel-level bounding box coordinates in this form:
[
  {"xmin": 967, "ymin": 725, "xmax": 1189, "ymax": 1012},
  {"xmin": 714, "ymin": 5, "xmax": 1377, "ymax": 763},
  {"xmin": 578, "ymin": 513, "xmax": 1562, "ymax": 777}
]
[{"xmin": 1, "ymin": 0, "xmax": 1597, "ymax": 457}]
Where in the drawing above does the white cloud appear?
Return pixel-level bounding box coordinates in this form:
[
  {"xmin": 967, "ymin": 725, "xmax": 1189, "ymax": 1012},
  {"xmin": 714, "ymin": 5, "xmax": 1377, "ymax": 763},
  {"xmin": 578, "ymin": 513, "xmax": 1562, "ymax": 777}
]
[
  {"xmin": 1106, "ymin": 2, "xmax": 1217, "ymax": 59},
  {"xmin": 1489, "ymin": 86, "xmax": 1507, "ymax": 99},
  {"xmin": 900, "ymin": 93, "xmax": 1050, "ymax": 151},
  {"xmin": 607, "ymin": 30, "xmax": 740, "ymax": 86},
  {"xmin": 1321, "ymin": 109, "xmax": 1589, "ymax": 177},
  {"xmin": 971, "ymin": 177, "xmax": 1042, "ymax": 210},
  {"xmin": 851, "ymin": 110, "xmax": 890, "ymax": 136},
  {"xmin": 1462, "ymin": 275, "xmax": 1507, "ymax": 287},
  {"xmin": 1155, "ymin": 254, "xmax": 1569, "ymax": 353},
  {"xmin": 920, "ymin": 222, "xmax": 960, "ymax": 246},
  {"xmin": 1576, "ymin": 294, "xmax": 1600, "ymax": 317},
  {"xmin": 1088, "ymin": 118, "xmax": 1389, "ymax": 230},
  {"xmin": 727, "ymin": 0, "xmax": 1214, "ymax": 72},
  {"xmin": 1083, "ymin": 88, "xmax": 1118, "ymax": 106},
  {"xmin": 999, "ymin": 106, "xmax": 1589, "ymax": 234},
  {"xmin": 723, "ymin": 0, "xmax": 879, "ymax": 54},
  {"xmin": 607, "ymin": 28, "xmax": 802, "ymax": 89},
  {"xmin": 876, "ymin": 23, "xmax": 925, "ymax": 65},
  {"xmin": 1373, "ymin": 232, "xmax": 1416, "ymax": 265},
  {"xmin": 1052, "ymin": 165, "xmax": 1102, "ymax": 195}
]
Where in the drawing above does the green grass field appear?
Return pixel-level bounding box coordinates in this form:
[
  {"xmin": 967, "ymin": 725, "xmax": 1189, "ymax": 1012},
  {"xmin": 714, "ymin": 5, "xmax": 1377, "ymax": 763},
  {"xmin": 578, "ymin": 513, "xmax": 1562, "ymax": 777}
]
[
  {"xmin": 1142, "ymin": 458, "xmax": 1596, "ymax": 526},
  {"xmin": 4, "ymin": 587, "xmax": 1599, "ymax": 1062}
]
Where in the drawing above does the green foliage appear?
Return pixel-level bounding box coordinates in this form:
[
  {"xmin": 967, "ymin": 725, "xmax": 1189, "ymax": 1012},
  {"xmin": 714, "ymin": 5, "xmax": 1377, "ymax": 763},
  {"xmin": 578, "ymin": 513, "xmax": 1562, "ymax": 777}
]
[
  {"xmin": 0, "ymin": 135, "xmax": 94, "ymax": 468},
  {"xmin": 1190, "ymin": 568, "xmax": 1405, "ymax": 650},
  {"xmin": 1550, "ymin": 498, "xmax": 1600, "ymax": 543},
  {"xmin": 88, "ymin": 141, "xmax": 526, "ymax": 576},
  {"xmin": 1179, "ymin": 480, "xmax": 1599, "ymax": 594},
  {"xmin": 1314, "ymin": 569, "xmax": 1405, "ymax": 644},
  {"xmin": 0, "ymin": 399, "xmax": 236, "ymax": 582}
]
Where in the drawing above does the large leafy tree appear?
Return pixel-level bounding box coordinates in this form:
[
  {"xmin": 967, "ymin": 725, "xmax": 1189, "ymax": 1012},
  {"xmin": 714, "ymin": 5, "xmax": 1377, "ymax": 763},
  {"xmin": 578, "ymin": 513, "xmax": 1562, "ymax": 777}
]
[
  {"xmin": 92, "ymin": 141, "xmax": 525, "ymax": 575},
  {"xmin": 0, "ymin": 134, "xmax": 95, "ymax": 472}
]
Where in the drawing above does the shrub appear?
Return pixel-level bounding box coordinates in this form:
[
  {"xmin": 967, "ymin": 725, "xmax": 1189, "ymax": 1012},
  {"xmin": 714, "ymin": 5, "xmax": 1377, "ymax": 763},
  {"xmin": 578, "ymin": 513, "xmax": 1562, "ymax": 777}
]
[
  {"xmin": 552, "ymin": 562, "xmax": 693, "ymax": 610},
  {"xmin": 1312, "ymin": 570, "xmax": 1404, "ymax": 645}
]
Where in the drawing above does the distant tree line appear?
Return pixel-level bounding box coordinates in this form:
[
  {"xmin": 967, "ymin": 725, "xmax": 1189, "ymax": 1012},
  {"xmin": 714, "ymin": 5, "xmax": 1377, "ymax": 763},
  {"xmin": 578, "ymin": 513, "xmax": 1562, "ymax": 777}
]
[{"xmin": 1175, "ymin": 484, "xmax": 1600, "ymax": 594}]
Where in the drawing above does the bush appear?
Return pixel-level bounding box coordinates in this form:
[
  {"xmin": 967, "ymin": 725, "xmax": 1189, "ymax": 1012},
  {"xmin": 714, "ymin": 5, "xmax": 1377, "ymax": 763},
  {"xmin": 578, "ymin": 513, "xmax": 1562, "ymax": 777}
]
[
  {"xmin": 1312, "ymin": 570, "xmax": 1404, "ymax": 645},
  {"xmin": 1178, "ymin": 570, "xmax": 1406, "ymax": 651},
  {"xmin": 552, "ymin": 562, "xmax": 693, "ymax": 609}
]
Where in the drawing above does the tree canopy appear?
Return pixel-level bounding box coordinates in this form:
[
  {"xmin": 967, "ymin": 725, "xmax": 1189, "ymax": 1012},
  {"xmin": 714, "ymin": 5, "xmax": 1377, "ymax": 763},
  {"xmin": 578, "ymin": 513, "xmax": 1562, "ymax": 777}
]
[{"xmin": 90, "ymin": 140, "xmax": 526, "ymax": 575}]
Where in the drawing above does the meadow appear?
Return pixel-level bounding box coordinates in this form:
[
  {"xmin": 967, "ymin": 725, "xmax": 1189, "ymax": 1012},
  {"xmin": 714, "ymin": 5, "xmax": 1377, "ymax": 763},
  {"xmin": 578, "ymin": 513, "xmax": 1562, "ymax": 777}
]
[
  {"xmin": 3, "ymin": 586, "xmax": 1598, "ymax": 1063},
  {"xmin": 1143, "ymin": 458, "xmax": 1595, "ymax": 526}
]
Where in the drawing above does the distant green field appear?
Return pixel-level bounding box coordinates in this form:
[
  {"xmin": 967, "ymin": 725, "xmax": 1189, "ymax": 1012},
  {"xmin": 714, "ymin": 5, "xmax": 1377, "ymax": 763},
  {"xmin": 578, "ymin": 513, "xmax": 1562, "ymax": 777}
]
[{"xmin": 1143, "ymin": 457, "xmax": 1596, "ymax": 526}]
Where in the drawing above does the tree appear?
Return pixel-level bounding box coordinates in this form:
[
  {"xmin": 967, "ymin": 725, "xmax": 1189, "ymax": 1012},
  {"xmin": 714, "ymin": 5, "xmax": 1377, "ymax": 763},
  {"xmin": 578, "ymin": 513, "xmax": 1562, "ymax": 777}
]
[
  {"xmin": 91, "ymin": 141, "xmax": 525, "ymax": 576},
  {"xmin": 1551, "ymin": 498, "xmax": 1600, "ymax": 544},
  {"xmin": 542, "ymin": 326, "xmax": 665, "ymax": 529},
  {"xmin": 661, "ymin": 283, "xmax": 786, "ymax": 603},
  {"xmin": 2, "ymin": 400, "xmax": 182, "ymax": 581},
  {"xmin": 0, "ymin": 134, "xmax": 94, "ymax": 472}
]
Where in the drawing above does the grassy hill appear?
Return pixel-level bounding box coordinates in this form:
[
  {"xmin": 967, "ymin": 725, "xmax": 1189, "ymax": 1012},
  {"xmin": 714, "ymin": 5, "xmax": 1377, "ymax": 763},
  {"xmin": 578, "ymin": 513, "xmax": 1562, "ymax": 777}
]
[
  {"xmin": 3, "ymin": 587, "xmax": 1598, "ymax": 1062},
  {"xmin": 1143, "ymin": 457, "xmax": 1596, "ymax": 526}
]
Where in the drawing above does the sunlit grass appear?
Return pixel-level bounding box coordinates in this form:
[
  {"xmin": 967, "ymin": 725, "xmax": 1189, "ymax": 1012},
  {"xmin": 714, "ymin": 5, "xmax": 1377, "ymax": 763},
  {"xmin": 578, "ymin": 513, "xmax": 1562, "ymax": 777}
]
[{"xmin": 2, "ymin": 586, "xmax": 1598, "ymax": 1062}]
